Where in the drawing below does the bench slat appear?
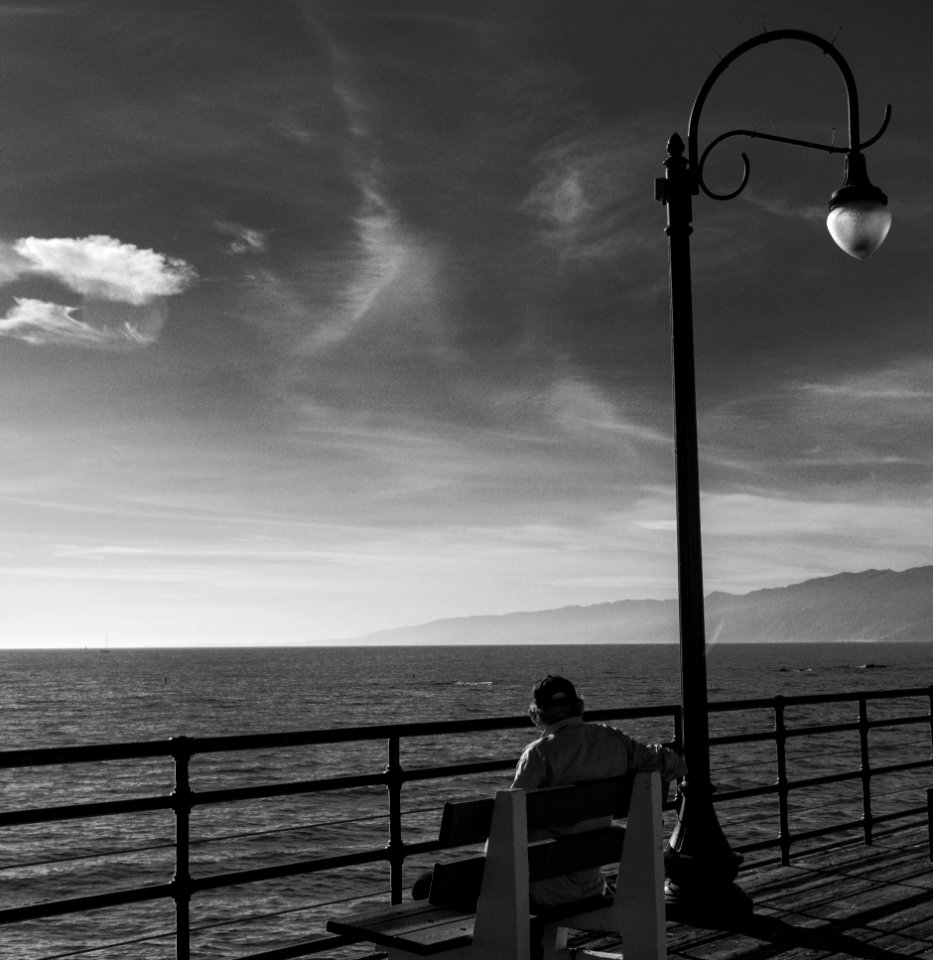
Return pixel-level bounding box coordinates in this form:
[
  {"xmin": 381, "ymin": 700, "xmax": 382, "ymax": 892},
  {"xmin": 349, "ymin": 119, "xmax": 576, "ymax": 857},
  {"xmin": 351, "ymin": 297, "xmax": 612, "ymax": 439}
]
[
  {"xmin": 438, "ymin": 773, "xmax": 634, "ymax": 848},
  {"xmin": 427, "ymin": 825, "xmax": 626, "ymax": 908},
  {"xmin": 328, "ymin": 903, "xmax": 476, "ymax": 956},
  {"xmin": 525, "ymin": 774, "xmax": 635, "ymax": 830},
  {"xmin": 529, "ymin": 825, "xmax": 625, "ymax": 881},
  {"xmin": 438, "ymin": 797, "xmax": 494, "ymax": 848},
  {"xmin": 429, "ymin": 855, "xmax": 484, "ymax": 906}
]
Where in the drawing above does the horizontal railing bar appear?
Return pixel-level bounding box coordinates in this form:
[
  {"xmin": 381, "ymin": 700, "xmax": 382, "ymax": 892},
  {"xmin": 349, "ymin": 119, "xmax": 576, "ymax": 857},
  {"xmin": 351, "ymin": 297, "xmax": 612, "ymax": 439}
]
[
  {"xmin": 1, "ymin": 838, "xmax": 176, "ymax": 871},
  {"xmin": 14, "ymin": 742, "xmax": 911, "ymax": 827},
  {"xmin": 189, "ymin": 706, "xmax": 678, "ymax": 757},
  {"xmin": 712, "ymin": 714, "xmax": 931, "ymax": 748},
  {"xmin": 399, "ymin": 758, "xmax": 516, "ymax": 782},
  {"xmin": 0, "ymin": 741, "xmax": 177, "ymax": 769},
  {"xmin": 732, "ymin": 837, "xmax": 782, "ymax": 855},
  {"xmin": 191, "ymin": 848, "xmax": 389, "ymax": 892},
  {"xmin": 731, "ymin": 807, "xmax": 929, "ymax": 857},
  {"xmin": 237, "ymin": 933, "xmax": 387, "ymax": 960},
  {"xmin": 192, "ymin": 758, "xmax": 517, "ymax": 807},
  {"xmin": 868, "ymin": 713, "xmax": 931, "ymax": 729},
  {"xmin": 711, "ymin": 730, "xmax": 777, "ymax": 746},
  {"xmin": 872, "ymin": 805, "xmax": 928, "ymax": 824},
  {"xmin": 871, "ymin": 759, "xmax": 932, "ymax": 776},
  {"xmin": 783, "ymin": 816, "xmax": 866, "ymax": 844},
  {"xmin": 711, "ymin": 783, "xmax": 778, "ymax": 803},
  {"xmin": 0, "ymin": 706, "xmax": 679, "ymax": 771},
  {"xmin": 706, "ymin": 768, "xmax": 868, "ymax": 805},
  {"xmin": 0, "ymin": 793, "xmax": 171, "ymax": 827},
  {"xmin": 784, "ymin": 769, "xmax": 868, "ymax": 791},
  {"xmin": 191, "ymin": 717, "xmax": 525, "ymax": 754},
  {"xmin": 397, "ymin": 839, "xmax": 444, "ymax": 858},
  {"xmin": 707, "ymin": 686, "xmax": 930, "ymax": 711},
  {"xmin": 0, "ymin": 882, "xmax": 174, "ymax": 924},
  {"xmin": 587, "ymin": 706, "xmax": 681, "ymax": 720},
  {"xmin": 781, "ymin": 720, "xmax": 861, "ymax": 738},
  {"xmin": 708, "ymin": 720, "xmax": 923, "ymax": 750},
  {"xmin": 193, "ymin": 772, "xmax": 389, "ymax": 807}
]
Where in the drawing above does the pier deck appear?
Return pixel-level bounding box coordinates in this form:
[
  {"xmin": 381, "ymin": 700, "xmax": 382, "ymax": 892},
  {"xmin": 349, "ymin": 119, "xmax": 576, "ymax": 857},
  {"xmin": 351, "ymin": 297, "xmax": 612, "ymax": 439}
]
[{"xmin": 566, "ymin": 824, "xmax": 933, "ymax": 959}]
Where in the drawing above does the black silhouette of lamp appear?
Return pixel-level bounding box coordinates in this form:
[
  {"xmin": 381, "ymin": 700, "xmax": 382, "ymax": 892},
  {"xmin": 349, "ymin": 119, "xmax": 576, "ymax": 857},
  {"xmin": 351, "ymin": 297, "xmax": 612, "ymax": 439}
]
[{"xmin": 655, "ymin": 29, "xmax": 891, "ymax": 922}]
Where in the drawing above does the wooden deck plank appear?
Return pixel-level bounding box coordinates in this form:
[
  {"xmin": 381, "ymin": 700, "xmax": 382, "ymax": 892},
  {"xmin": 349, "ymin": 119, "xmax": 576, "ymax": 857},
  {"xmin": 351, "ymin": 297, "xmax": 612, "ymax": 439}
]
[{"xmin": 564, "ymin": 823, "xmax": 933, "ymax": 960}]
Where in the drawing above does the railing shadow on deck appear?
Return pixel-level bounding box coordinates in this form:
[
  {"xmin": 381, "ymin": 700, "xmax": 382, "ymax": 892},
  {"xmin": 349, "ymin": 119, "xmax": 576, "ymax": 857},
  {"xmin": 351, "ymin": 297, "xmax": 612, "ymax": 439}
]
[{"xmin": 1, "ymin": 686, "xmax": 930, "ymax": 960}]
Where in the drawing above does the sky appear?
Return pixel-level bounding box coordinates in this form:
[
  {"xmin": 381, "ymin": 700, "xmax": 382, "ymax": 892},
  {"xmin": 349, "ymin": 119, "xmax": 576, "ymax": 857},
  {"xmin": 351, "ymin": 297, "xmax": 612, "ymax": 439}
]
[{"xmin": 0, "ymin": 1, "xmax": 930, "ymax": 647}]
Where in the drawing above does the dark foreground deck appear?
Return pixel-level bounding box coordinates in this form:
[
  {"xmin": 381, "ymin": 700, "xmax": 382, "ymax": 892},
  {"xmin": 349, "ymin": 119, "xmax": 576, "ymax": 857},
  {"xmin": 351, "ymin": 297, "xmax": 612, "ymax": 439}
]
[{"xmin": 567, "ymin": 824, "xmax": 933, "ymax": 959}]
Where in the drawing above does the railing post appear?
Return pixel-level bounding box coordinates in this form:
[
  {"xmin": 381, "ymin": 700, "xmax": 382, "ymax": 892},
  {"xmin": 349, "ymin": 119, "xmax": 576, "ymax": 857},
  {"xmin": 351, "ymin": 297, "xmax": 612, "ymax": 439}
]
[
  {"xmin": 858, "ymin": 696, "xmax": 873, "ymax": 845},
  {"xmin": 385, "ymin": 735, "xmax": 405, "ymax": 904},
  {"xmin": 170, "ymin": 736, "xmax": 194, "ymax": 960},
  {"xmin": 773, "ymin": 696, "xmax": 791, "ymax": 866}
]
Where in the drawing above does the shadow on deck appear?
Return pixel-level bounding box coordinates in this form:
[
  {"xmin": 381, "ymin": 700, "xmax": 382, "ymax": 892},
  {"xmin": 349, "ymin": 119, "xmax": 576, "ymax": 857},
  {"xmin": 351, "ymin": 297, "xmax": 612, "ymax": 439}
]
[{"xmin": 567, "ymin": 824, "xmax": 933, "ymax": 959}]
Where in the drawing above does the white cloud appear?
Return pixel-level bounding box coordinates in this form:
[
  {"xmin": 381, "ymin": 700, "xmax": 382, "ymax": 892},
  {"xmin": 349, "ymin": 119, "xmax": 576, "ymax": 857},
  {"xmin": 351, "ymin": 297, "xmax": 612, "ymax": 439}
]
[
  {"xmin": 0, "ymin": 297, "xmax": 163, "ymax": 350},
  {"xmin": 0, "ymin": 299, "xmax": 88, "ymax": 345},
  {"xmin": 0, "ymin": 234, "xmax": 194, "ymax": 350},
  {"xmin": 13, "ymin": 235, "xmax": 195, "ymax": 304}
]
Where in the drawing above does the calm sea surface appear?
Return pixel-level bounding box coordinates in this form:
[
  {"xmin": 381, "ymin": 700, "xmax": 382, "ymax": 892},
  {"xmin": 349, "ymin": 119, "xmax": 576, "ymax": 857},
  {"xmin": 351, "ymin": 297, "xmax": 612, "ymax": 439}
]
[
  {"xmin": 2, "ymin": 642, "xmax": 931, "ymax": 960},
  {"xmin": 3, "ymin": 641, "xmax": 931, "ymax": 749}
]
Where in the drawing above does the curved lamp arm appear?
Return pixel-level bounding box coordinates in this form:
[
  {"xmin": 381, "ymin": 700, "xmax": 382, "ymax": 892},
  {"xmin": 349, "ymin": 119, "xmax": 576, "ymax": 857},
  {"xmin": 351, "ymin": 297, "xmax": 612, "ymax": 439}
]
[{"xmin": 686, "ymin": 28, "xmax": 891, "ymax": 203}]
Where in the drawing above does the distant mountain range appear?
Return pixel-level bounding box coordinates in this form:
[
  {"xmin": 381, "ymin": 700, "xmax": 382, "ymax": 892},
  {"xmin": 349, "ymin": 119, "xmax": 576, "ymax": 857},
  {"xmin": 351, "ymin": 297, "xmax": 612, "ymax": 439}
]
[{"xmin": 354, "ymin": 566, "xmax": 933, "ymax": 645}]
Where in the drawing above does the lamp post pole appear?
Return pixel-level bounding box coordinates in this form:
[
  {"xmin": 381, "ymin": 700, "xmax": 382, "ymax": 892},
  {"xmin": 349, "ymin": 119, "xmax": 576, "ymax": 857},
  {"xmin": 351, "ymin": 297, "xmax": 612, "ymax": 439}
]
[{"xmin": 656, "ymin": 30, "xmax": 891, "ymax": 924}]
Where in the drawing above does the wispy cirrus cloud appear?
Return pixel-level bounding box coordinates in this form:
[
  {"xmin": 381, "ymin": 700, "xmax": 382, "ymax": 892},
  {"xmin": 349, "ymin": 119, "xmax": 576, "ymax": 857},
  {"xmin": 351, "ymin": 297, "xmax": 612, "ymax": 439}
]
[
  {"xmin": 214, "ymin": 220, "xmax": 269, "ymax": 255},
  {"xmin": 743, "ymin": 188, "xmax": 824, "ymax": 223},
  {"xmin": 0, "ymin": 234, "xmax": 195, "ymax": 350},
  {"xmin": 524, "ymin": 127, "xmax": 655, "ymax": 263},
  {"xmin": 295, "ymin": 36, "xmax": 435, "ymax": 354},
  {"xmin": 0, "ymin": 298, "xmax": 156, "ymax": 349}
]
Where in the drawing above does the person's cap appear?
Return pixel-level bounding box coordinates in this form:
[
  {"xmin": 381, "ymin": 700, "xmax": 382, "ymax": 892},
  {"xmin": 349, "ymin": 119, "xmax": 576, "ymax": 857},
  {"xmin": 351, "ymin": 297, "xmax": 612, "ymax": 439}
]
[{"xmin": 531, "ymin": 675, "xmax": 579, "ymax": 708}]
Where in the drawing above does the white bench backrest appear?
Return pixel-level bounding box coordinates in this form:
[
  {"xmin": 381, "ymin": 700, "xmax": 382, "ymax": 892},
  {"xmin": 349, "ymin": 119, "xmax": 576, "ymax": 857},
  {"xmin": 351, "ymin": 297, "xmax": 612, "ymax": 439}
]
[{"xmin": 472, "ymin": 769, "xmax": 666, "ymax": 960}]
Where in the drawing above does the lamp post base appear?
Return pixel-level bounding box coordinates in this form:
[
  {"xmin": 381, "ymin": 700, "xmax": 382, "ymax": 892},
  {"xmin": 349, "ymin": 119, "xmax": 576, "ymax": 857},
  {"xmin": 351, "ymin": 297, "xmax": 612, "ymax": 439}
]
[
  {"xmin": 664, "ymin": 853, "xmax": 753, "ymax": 926},
  {"xmin": 663, "ymin": 781, "xmax": 754, "ymax": 926}
]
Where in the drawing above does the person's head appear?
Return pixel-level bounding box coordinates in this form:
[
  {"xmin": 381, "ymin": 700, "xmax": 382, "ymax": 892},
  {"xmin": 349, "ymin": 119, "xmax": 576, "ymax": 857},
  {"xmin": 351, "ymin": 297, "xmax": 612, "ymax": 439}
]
[{"xmin": 528, "ymin": 674, "xmax": 584, "ymax": 729}]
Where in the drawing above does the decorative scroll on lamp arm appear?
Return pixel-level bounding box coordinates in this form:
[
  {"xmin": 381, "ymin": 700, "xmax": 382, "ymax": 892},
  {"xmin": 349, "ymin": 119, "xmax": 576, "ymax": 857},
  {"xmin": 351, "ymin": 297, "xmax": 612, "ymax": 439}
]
[{"xmin": 684, "ymin": 29, "xmax": 892, "ymax": 257}]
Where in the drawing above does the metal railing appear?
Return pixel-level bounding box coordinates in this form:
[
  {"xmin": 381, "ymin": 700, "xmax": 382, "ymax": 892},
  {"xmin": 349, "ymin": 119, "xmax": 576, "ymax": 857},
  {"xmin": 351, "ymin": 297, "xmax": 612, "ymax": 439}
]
[
  {"xmin": 1, "ymin": 687, "xmax": 930, "ymax": 960},
  {"xmin": 707, "ymin": 688, "xmax": 933, "ymax": 864}
]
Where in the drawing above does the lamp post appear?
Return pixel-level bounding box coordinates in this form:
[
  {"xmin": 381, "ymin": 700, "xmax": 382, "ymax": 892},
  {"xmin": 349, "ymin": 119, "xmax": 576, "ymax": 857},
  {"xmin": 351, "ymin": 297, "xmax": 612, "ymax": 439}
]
[{"xmin": 655, "ymin": 30, "xmax": 891, "ymax": 923}]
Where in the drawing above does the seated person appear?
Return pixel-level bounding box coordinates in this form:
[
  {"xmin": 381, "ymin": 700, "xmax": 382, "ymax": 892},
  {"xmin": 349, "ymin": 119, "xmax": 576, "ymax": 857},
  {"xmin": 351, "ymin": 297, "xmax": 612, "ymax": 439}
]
[{"xmin": 514, "ymin": 674, "xmax": 686, "ymax": 907}]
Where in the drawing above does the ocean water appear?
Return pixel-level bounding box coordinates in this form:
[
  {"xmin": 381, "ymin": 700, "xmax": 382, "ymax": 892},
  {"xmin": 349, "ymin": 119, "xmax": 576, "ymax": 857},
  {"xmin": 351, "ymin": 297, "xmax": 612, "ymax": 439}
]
[
  {"xmin": 1, "ymin": 642, "xmax": 931, "ymax": 960},
  {"xmin": 4, "ymin": 641, "xmax": 930, "ymax": 749}
]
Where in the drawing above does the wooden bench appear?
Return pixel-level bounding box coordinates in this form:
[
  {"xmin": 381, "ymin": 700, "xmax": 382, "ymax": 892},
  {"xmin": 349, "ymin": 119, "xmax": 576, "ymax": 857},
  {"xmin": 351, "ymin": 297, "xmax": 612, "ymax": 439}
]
[{"xmin": 327, "ymin": 770, "xmax": 666, "ymax": 960}]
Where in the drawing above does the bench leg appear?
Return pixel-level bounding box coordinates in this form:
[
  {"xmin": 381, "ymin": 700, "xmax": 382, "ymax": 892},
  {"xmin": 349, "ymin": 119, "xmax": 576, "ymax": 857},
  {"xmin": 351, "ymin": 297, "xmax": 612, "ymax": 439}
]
[
  {"xmin": 540, "ymin": 924, "xmax": 568, "ymax": 960},
  {"xmin": 550, "ymin": 925, "xmax": 569, "ymax": 957},
  {"xmin": 617, "ymin": 772, "xmax": 666, "ymax": 960},
  {"xmin": 472, "ymin": 790, "xmax": 532, "ymax": 960}
]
